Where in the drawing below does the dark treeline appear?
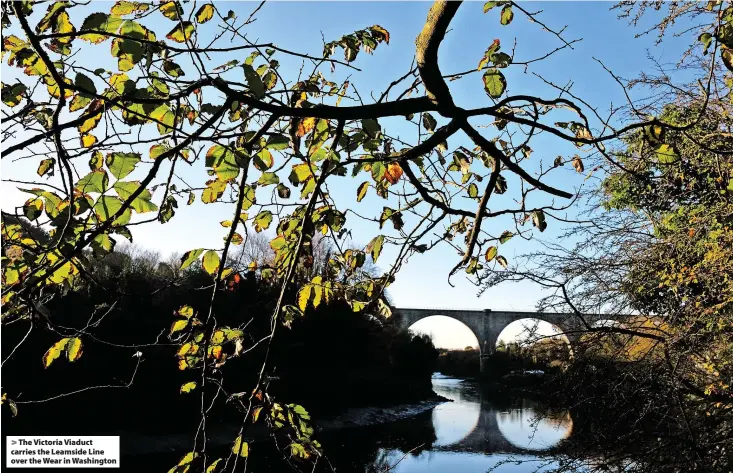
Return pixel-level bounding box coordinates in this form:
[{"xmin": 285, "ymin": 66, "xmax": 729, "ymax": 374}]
[
  {"xmin": 1, "ymin": 239, "xmax": 439, "ymax": 436},
  {"xmin": 436, "ymin": 338, "xmax": 571, "ymax": 380}
]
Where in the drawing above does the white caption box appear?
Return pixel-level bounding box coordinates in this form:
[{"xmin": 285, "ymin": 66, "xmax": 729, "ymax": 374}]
[{"xmin": 6, "ymin": 436, "xmax": 120, "ymax": 468}]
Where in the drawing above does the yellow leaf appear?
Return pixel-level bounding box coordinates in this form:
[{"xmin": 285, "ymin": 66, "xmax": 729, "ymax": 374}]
[
  {"xmin": 66, "ymin": 337, "xmax": 83, "ymax": 362},
  {"xmin": 177, "ymin": 342, "xmax": 192, "ymax": 356},
  {"xmin": 180, "ymin": 381, "xmax": 197, "ymax": 393},
  {"xmin": 195, "ymin": 4, "xmax": 214, "ymax": 24},
  {"xmin": 43, "ymin": 338, "xmax": 70, "ymax": 368},
  {"xmin": 296, "ymin": 117, "xmax": 316, "ymax": 138},
  {"xmin": 80, "ymin": 133, "xmax": 97, "ymax": 148},
  {"xmin": 170, "ymin": 319, "xmax": 188, "ymax": 336},
  {"xmin": 177, "ymin": 305, "xmax": 194, "ymax": 319},
  {"xmin": 297, "ymin": 285, "xmax": 312, "ymax": 311},
  {"xmin": 206, "ymin": 459, "xmax": 222, "ymax": 473},
  {"xmin": 202, "ymin": 250, "xmax": 220, "ymax": 276},
  {"xmin": 232, "ymin": 436, "xmax": 248, "ymax": 457},
  {"xmin": 485, "ymin": 246, "xmax": 497, "ymax": 262},
  {"xmin": 166, "ymin": 21, "xmax": 194, "ymax": 43}
]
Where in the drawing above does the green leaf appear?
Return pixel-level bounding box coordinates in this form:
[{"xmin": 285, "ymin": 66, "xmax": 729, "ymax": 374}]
[
  {"xmin": 371, "ymin": 161, "xmax": 386, "ymax": 182},
  {"xmin": 166, "ymin": 21, "xmax": 194, "ymax": 43},
  {"xmin": 202, "ymin": 250, "xmax": 220, "ymax": 276},
  {"xmin": 499, "ymin": 230, "xmax": 514, "ymax": 244},
  {"xmin": 180, "ymin": 249, "xmax": 204, "ymax": 269},
  {"xmin": 258, "ymin": 172, "xmax": 279, "ymax": 186},
  {"xmin": 93, "ymin": 196, "xmax": 124, "ymax": 222},
  {"xmin": 80, "ymin": 13, "xmax": 124, "ymax": 44},
  {"xmin": 485, "ymin": 246, "xmax": 497, "ymax": 262},
  {"xmin": 308, "ymin": 119, "xmax": 330, "ymax": 156},
  {"xmin": 106, "ymin": 152, "xmax": 141, "ymax": 179},
  {"xmin": 206, "ymin": 145, "xmax": 240, "ymax": 181},
  {"xmin": 114, "ymin": 181, "xmax": 158, "ymax": 213},
  {"xmin": 699, "ymin": 32, "xmax": 713, "ymax": 55},
  {"xmin": 468, "ymin": 183, "xmax": 479, "ymax": 198},
  {"xmin": 366, "ymin": 235, "xmax": 385, "ymax": 263},
  {"xmin": 180, "ymin": 381, "xmax": 197, "ymax": 393},
  {"xmin": 267, "ymin": 134, "xmax": 290, "ymax": 150},
  {"xmin": 254, "ymin": 149, "xmax": 273, "ymax": 171},
  {"xmin": 483, "ymin": 69, "xmax": 506, "ymax": 98},
  {"xmin": 500, "ymin": 4, "xmax": 514, "ymax": 25},
  {"xmin": 163, "ymin": 60, "xmax": 185, "ymax": 77},
  {"xmin": 77, "ymin": 170, "xmax": 109, "ymax": 194},
  {"xmin": 37, "ymin": 158, "xmax": 55, "ymax": 177},
  {"xmin": 483, "ymin": 1, "xmax": 499, "ymax": 13},
  {"xmin": 232, "ymin": 436, "xmax": 248, "ymax": 458},
  {"xmin": 491, "ymin": 52, "xmax": 512, "ymax": 68},
  {"xmin": 362, "ymin": 119, "xmax": 380, "ymax": 138},
  {"xmin": 92, "ymin": 234, "xmax": 116, "ymax": 258},
  {"xmin": 150, "ymin": 104, "xmax": 175, "ymax": 134},
  {"xmin": 243, "ymin": 64, "xmax": 265, "ymax": 99},
  {"xmin": 23, "ymin": 198, "xmax": 43, "ymax": 221},
  {"xmin": 2, "ymin": 83, "xmax": 27, "ymax": 107},
  {"xmin": 150, "ymin": 144, "xmax": 171, "ymax": 160},
  {"xmin": 655, "ymin": 144, "xmax": 679, "ymax": 164},
  {"xmin": 195, "ymin": 4, "xmax": 214, "ymax": 24}
]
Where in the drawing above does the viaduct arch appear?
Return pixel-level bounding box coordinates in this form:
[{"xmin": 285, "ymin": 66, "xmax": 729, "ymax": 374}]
[{"xmin": 394, "ymin": 308, "xmax": 612, "ymax": 373}]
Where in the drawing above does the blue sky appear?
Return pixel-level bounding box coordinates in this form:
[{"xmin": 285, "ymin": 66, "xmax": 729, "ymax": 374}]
[{"xmin": 1, "ymin": 1, "xmax": 695, "ymax": 348}]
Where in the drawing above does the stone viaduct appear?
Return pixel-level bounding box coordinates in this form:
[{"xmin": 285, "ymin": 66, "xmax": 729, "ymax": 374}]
[{"xmin": 393, "ymin": 308, "xmax": 616, "ymax": 373}]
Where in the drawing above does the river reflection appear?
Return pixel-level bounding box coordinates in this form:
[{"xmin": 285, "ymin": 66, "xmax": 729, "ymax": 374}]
[
  {"xmin": 118, "ymin": 374, "xmax": 574, "ymax": 473},
  {"xmin": 354, "ymin": 373, "xmax": 574, "ymax": 473}
]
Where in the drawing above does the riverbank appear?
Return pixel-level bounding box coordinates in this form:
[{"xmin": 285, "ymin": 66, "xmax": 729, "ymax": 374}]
[{"xmin": 118, "ymin": 393, "xmax": 451, "ymax": 456}]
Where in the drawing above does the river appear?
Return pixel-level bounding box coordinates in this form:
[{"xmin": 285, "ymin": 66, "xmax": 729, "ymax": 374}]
[
  {"xmin": 307, "ymin": 373, "xmax": 574, "ymax": 472},
  {"xmin": 119, "ymin": 373, "xmax": 575, "ymax": 472}
]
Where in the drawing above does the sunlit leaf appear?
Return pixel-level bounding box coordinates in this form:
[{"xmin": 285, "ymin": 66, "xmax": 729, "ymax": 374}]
[
  {"xmin": 232, "ymin": 436, "xmax": 248, "ymax": 458},
  {"xmin": 485, "ymin": 246, "xmax": 497, "ymax": 262},
  {"xmin": 170, "ymin": 319, "xmax": 188, "ymax": 336},
  {"xmin": 500, "ymin": 4, "xmax": 514, "ymax": 25},
  {"xmin": 42, "ymin": 339, "xmax": 69, "ymax": 368},
  {"xmin": 195, "ymin": 4, "xmax": 214, "ymax": 23},
  {"xmin": 76, "ymin": 170, "xmax": 109, "ymax": 194},
  {"xmin": 483, "ymin": 69, "xmax": 506, "ymax": 98},
  {"xmin": 166, "ymin": 21, "xmax": 194, "ymax": 43},
  {"xmin": 180, "ymin": 249, "xmax": 204, "ymax": 269},
  {"xmin": 66, "ymin": 337, "xmax": 83, "ymax": 361},
  {"xmin": 202, "ymin": 250, "xmax": 220, "ymax": 276},
  {"xmin": 106, "ymin": 152, "xmax": 141, "ymax": 179},
  {"xmin": 366, "ymin": 235, "xmax": 385, "ymax": 263},
  {"xmin": 37, "ymin": 158, "xmax": 55, "ymax": 177},
  {"xmin": 180, "ymin": 381, "xmax": 197, "ymax": 393}
]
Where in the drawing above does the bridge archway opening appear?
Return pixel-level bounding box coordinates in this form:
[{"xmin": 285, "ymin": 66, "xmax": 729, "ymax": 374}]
[
  {"xmin": 408, "ymin": 315, "xmax": 480, "ymax": 351},
  {"xmin": 495, "ymin": 318, "xmax": 573, "ymax": 366},
  {"xmin": 407, "ymin": 316, "xmax": 482, "ymax": 374}
]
